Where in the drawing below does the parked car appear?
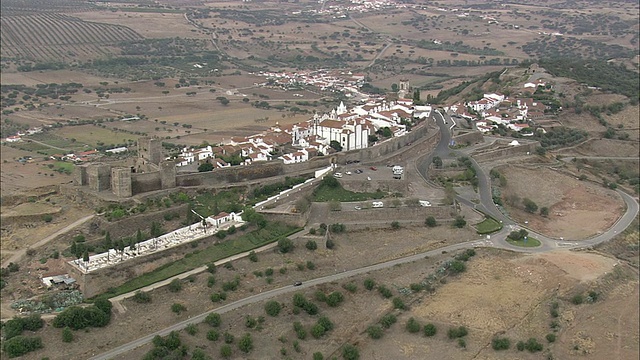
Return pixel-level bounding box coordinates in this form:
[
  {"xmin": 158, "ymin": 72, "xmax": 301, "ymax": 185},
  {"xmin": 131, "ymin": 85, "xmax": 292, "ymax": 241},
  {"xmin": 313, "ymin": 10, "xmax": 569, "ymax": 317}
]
[
  {"xmin": 345, "ymin": 171, "xmax": 352, "ymax": 175},
  {"xmin": 419, "ymin": 200, "xmax": 432, "ymax": 207},
  {"xmin": 354, "ymin": 169, "xmax": 363, "ymax": 174},
  {"xmin": 293, "ymin": 281, "xmax": 302, "ymax": 286},
  {"xmin": 372, "ymin": 201, "xmax": 384, "ymax": 208},
  {"xmin": 334, "ymin": 172, "xmax": 343, "ymax": 178},
  {"xmin": 370, "ymin": 166, "xmax": 377, "ymax": 171},
  {"xmin": 354, "ymin": 205, "xmax": 362, "ymax": 210}
]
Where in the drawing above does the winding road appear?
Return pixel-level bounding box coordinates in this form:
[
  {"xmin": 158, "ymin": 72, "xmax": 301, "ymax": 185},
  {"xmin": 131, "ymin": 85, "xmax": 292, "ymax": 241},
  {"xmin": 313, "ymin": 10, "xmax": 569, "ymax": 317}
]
[{"xmin": 89, "ymin": 112, "xmax": 639, "ymax": 360}]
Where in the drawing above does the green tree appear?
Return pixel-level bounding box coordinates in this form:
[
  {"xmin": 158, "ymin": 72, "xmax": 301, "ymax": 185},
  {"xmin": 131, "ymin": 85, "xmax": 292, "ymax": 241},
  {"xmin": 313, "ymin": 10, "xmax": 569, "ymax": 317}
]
[
  {"xmin": 305, "ymin": 240, "xmax": 318, "ymax": 251},
  {"xmin": 277, "ymin": 237, "xmax": 294, "ymax": 253},
  {"xmin": 425, "ymin": 216, "xmax": 437, "ymax": 227},
  {"xmin": 264, "ymin": 301, "xmax": 281, "ymax": 317},
  {"xmin": 62, "ymin": 326, "xmax": 73, "ymax": 343},
  {"xmin": 168, "ymin": 279, "xmax": 182, "ymax": 292},
  {"xmin": 342, "ymin": 343, "xmax": 360, "ymax": 360},
  {"xmin": 453, "ymin": 216, "xmax": 467, "ymax": 228},
  {"xmin": 238, "ymin": 333, "xmax": 253, "ymax": 353},
  {"xmin": 204, "ymin": 313, "xmax": 222, "ymax": 327},
  {"xmin": 330, "ymin": 140, "xmax": 343, "ymax": 152},
  {"xmin": 406, "ymin": 317, "xmax": 421, "ymax": 333},
  {"xmin": 198, "ymin": 163, "xmax": 214, "ymax": 172},
  {"xmin": 367, "ymin": 325, "xmax": 384, "ymax": 339},
  {"xmin": 171, "ymin": 303, "xmax": 186, "ymax": 314},
  {"xmin": 380, "ymin": 313, "xmax": 397, "ymax": 329},
  {"xmin": 313, "ymin": 352, "xmax": 324, "ymax": 360},
  {"xmin": 2, "ymin": 336, "xmax": 43, "ymax": 358},
  {"xmin": 492, "ymin": 337, "xmax": 510, "ymax": 350},
  {"xmin": 364, "ymin": 278, "xmax": 375, "ymax": 290},
  {"xmin": 523, "ymin": 198, "xmax": 538, "ymax": 213},
  {"xmin": 432, "ymin": 156, "xmax": 443, "ymax": 168},
  {"xmin": 248, "ymin": 251, "xmax": 258, "ymax": 262},
  {"xmin": 423, "ymin": 323, "xmax": 437, "ymax": 337},
  {"xmin": 220, "ymin": 344, "xmax": 232, "ymax": 358},
  {"xmin": 540, "ymin": 207, "xmax": 549, "ymax": 217},
  {"xmin": 392, "ymin": 297, "xmax": 407, "ymax": 310},
  {"xmin": 82, "ymin": 250, "xmax": 90, "ymax": 262}
]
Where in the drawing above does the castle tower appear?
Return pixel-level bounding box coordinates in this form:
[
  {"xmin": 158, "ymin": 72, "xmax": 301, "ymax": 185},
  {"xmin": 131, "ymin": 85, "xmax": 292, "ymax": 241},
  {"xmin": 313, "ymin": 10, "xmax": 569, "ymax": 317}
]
[
  {"xmin": 160, "ymin": 160, "xmax": 177, "ymax": 189},
  {"xmin": 111, "ymin": 167, "xmax": 132, "ymax": 198},
  {"xmin": 87, "ymin": 163, "xmax": 111, "ymax": 192},
  {"xmin": 398, "ymin": 79, "xmax": 411, "ymax": 99},
  {"xmin": 137, "ymin": 137, "xmax": 162, "ymax": 166}
]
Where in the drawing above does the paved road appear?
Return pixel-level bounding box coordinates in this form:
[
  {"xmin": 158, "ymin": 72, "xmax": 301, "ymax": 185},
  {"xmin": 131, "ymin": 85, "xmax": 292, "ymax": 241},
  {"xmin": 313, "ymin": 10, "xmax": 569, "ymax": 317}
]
[
  {"xmin": 1, "ymin": 214, "xmax": 95, "ymax": 269},
  {"xmin": 89, "ymin": 111, "xmax": 640, "ymax": 360}
]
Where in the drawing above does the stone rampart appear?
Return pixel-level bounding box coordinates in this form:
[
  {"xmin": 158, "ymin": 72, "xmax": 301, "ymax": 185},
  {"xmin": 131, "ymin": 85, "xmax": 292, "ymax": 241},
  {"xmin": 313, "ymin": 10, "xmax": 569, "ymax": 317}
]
[{"xmin": 472, "ymin": 141, "xmax": 539, "ymax": 162}]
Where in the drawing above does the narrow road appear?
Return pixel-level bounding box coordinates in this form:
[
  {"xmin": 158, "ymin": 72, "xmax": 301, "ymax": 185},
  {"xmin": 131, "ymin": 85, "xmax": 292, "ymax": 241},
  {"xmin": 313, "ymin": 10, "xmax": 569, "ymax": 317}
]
[
  {"xmin": 1, "ymin": 214, "xmax": 95, "ymax": 269},
  {"xmin": 89, "ymin": 110, "xmax": 640, "ymax": 360},
  {"xmin": 24, "ymin": 138, "xmax": 68, "ymax": 151}
]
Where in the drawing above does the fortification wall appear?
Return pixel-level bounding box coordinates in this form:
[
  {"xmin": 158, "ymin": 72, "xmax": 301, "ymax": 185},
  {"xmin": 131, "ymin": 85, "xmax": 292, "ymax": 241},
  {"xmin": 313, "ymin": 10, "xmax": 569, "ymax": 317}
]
[
  {"xmin": 176, "ymin": 162, "xmax": 285, "ymax": 187},
  {"xmin": 473, "ymin": 141, "xmax": 539, "ymax": 162},
  {"xmin": 452, "ymin": 131, "xmax": 484, "ymax": 146},
  {"xmin": 132, "ymin": 172, "xmax": 162, "ymax": 195}
]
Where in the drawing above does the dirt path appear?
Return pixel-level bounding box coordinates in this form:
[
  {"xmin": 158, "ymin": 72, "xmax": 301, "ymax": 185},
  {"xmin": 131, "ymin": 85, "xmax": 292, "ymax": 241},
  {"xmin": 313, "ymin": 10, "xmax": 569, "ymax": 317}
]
[{"xmin": 1, "ymin": 214, "xmax": 95, "ymax": 268}]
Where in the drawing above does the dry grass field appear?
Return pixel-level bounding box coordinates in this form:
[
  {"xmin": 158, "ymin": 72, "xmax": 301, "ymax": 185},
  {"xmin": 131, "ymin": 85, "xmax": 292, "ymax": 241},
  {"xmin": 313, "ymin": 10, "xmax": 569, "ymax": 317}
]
[{"xmin": 497, "ymin": 165, "xmax": 625, "ymax": 239}]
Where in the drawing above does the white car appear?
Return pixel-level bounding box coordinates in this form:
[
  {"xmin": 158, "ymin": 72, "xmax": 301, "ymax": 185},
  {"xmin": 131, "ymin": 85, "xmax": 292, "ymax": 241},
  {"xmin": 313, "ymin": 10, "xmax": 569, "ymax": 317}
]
[
  {"xmin": 334, "ymin": 172, "xmax": 343, "ymax": 178},
  {"xmin": 345, "ymin": 171, "xmax": 352, "ymax": 175},
  {"xmin": 354, "ymin": 205, "xmax": 362, "ymax": 210},
  {"xmin": 372, "ymin": 201, "xmax": 384, "ymax": 208},
  {"xmin": 419, "ymin": 200, "xmax": 432, "ymax": 207},
  {"xmin": 367, "ymin": 176, "xmax": 371, "ymax": 181}
]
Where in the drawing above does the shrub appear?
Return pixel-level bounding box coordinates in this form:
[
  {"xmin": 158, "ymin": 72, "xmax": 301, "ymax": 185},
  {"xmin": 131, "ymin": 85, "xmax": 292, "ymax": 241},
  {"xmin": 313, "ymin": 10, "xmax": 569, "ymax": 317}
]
[
  {"xmin": 306, "ymin": 261, "xmax": 316, "ymax": 270},
  {"xmin": 248, "ymin": 251, "xmax": 258, "ymax": 262},
  {"xmin": 546, "ymin": 333, "xmax": 556, "ymax": 343},
  {"xmin": 294, "ymin": 322, "xmax": 307, "ymax": 340},
  {"xmin": 449, "ymin": 260, "xmax": 467, "ymax": 274},
  {"xmin": 343, "ymin": 282, "xmax": 358, "ymax": 293},
  {"xmin": 523, "ymin": 198, "xmax": 538, "ymax": 213},
  {"xmin": 367, "ymin": 325, "xmax": 384, "ymax": 339},
  {"xmin": 265, "ymin": 268, "xmax": 274, "ymax": 276},
  {"xmin": 313, "ymin": 352, "xmax": 324, "ymax": 360},
  {"xmin": 425, "ymin": 216, "xmax": 437, "ymax": 227},
  {"xmin": 206, "ymin": 263, "xmax": 217, "ymax": 274},
  {"xmin": 524, "ymin": 338, "xmax": 543, "ymax": 352},
  {"xmin": 447, "ymin": 326, "xmax": 468, "ymax": 339},
  {"xmin": 492, "ymin": 337, "xmax": 510, "ymax": 350},
  {"xmin": 278, "ymin": 237, "xmax": 294, "ymax": 253},
  {"xmin": 326, "ymin": 292, "xmax": 344, "ymax": 307},
  {"xmin": 306, "ymin": 240, "xmax": 318, "ymax": 250},
  {"xmin": 317, "ymin": 316, "xmax": 334, "ymax": 332},
  {"xmin": 311, "ymin": 323, "xmax": 326, "ymax": 339},
  {"xmin": 265, "ymin": 301, "xmax": 282, "ymax": 317},
  {"xmin": 379, "ymin": 313, "xmax": 397, "ymax": 329},
  {"xmin": 293, "ymin": 340, "xmax": 301, "ymax": 352},
  {"xmin": 205, "ymin": 313, "xmax": 221, "ymax": 327},
  {"xmin": 224, "ymin": 332, "xmax": 235, "ymax": 344},
  {"xmin": 453, "ymin": 216, "xmax": 467, "ymax": 228},
  {"xmin": 206, "ymin": 329, "xmax": 219, "ymax": 341},
  {"xmin": 245, "ymin": 316, "xmax": 257, "ymax": 329},
  {"xmin": 220, "ymin": 344, "xmax": 232, "ymax": 358},
  {"xmin": 410, "ymin": 283, "xmax": 423, "ymax": 292},
  {"xmin": 571, "ymin": 294, "xmax": 584, "ymax": 305},
  {"xmin": 378, "ymin": 285, "xmax": 393, "ymax": 298},
  {"xmin": 62, "ymin": 326, "xmax": 73, "ymax": 343},
  {"xmin": 516, "ymin": 340, "xmax": 525, "ymax": 351},
  {"xmin": 168, "ymin": 279, "xmax": 182, "ymax": 293},
  {"xmin": 392, "ymin": 297, "xmax": 407, "ymax": 310},
  {"xmin": 423, "ymin": 323, "xmax": 437, "ymax": 337},
  {"xmin": 42, "ymin": 214, "xmax": 53, "ymax": 223},
  {"xmin": 2, "ymin": 336, "xmax": 43, "ymax": 358},
  {"xmin": 587, "ymin": 290, "xmax": 599, "ymax": 302},
  {"xmin": 207, "ymin": 276, "xmax": 216, "ymax": 288},
  {"xmin": 364, "ymin": 278, "xmax": 375, "ymax": 290},
  {"xmin": 342, "ymin": 343, "xmax": 360, "ymax": 360},
  {"xmin": 132, "ymin": 290, "xmax": 152, "ymax": 303},
  {"xmin": 53, "ymin": 305, "xmax": 110, "ymax": 330},
  {"xmin": 458, "ymin": 338, "xmax": 466, "ymax": 348},
  {"xmin": 406, "ymin": 317, "xmax": 421, "ymax": 333},
  {"xmin": 171, "ymin": 303, "xmax": 186, "ymax": 314},
  {"xmin": 326, "ymin": 238, "xmax": 335, "ymax": 249},
  {"xmin": 391, "ymin": 221, "xmax": 401, "ymax": 229},
  {"xmin": 238, "ymin": 333, "xmax": 253, "ymax": 353},
  {"xmin": 186, "ymin": 323, "xmax": 198, "ymax": 335}
]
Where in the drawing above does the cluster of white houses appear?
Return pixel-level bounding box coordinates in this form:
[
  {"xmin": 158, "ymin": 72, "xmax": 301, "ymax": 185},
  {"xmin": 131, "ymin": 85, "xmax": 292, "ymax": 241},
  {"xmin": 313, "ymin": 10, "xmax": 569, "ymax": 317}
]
[
  {"xmin": 446, "ymin": 86, "xmax": 549, "ymax": 135},
  {"xmin": 173, "ymin": 99, "xmax": 431, "ymax": 168}
]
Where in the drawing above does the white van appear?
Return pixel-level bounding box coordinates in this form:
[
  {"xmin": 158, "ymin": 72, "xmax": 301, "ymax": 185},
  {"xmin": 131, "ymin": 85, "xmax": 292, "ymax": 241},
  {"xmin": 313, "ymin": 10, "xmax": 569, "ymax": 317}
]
[{"xmin": 372, "ymin": 201, "xmax": 384, "ymax": 208}]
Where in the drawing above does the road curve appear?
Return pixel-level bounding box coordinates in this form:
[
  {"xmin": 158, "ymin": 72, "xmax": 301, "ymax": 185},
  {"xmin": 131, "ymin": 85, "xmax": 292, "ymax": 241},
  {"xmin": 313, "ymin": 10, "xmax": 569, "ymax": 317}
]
[{"xmin": 89, "ymin": 112, "xmax": 639, "ymax": 360}]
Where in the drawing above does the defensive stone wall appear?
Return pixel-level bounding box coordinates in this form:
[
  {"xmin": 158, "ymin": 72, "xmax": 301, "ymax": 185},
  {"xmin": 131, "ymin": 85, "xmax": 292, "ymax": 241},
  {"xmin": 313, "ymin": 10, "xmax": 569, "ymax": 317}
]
[
  {"xmin": 132, "ymin": 172, "xmax": 162, "ymax": 195},
  {"xmin": 473, "ymin": 141, "xmax": 539, "ymax": 162},
  {"xmin": 452, "ymin": 131, "xmax": 484, "ymax": 146},
  {"xmin": 176, "ymin": 161, "xmax": 285, "ymax": 187},
  {"xmin": 111, "ymin": 167, "xmax": 132, "ymax": 198}
]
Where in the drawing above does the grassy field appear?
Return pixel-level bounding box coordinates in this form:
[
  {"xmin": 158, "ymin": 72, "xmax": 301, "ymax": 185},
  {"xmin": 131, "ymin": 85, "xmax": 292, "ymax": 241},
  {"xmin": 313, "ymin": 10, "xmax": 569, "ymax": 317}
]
[
  {"xmin": 51, "ymin": 125, "xmax": 139, "ymax": 148},
  {"xmin": 101, "ymin": 222, "xmax": 301, "ymax": 299},
  {"xmin": 506, "ymin": 237, "xmax": 541, "ymax": 248},
  {"xmin": 313, "ymin": 180, "xmax": 385, "ymax": 202},
  {"xmin": 475, "ymin": 217, "xmax": 503, "ymax": 234}
]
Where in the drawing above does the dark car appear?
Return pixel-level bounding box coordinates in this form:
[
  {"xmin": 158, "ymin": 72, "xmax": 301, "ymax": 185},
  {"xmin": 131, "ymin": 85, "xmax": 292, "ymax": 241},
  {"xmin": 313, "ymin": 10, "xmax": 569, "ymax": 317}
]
[
  {"xmin": 370, "ymin": 166, "xmax": 377, "ymax": 171},
  {"xmin": 293, "ymin": 281, "xmax": 302, "ymax": 286}
]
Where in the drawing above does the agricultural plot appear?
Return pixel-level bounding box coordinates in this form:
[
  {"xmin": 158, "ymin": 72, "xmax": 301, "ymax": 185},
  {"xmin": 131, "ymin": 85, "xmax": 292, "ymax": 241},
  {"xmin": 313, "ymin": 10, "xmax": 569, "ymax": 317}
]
[
  {"xmin": 50, "ymin": 125, "xmax": 139, "ymax": 148},
  {"xmin": 0, "ymin": 13, "xmax": 142, "ymax": 62}
]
